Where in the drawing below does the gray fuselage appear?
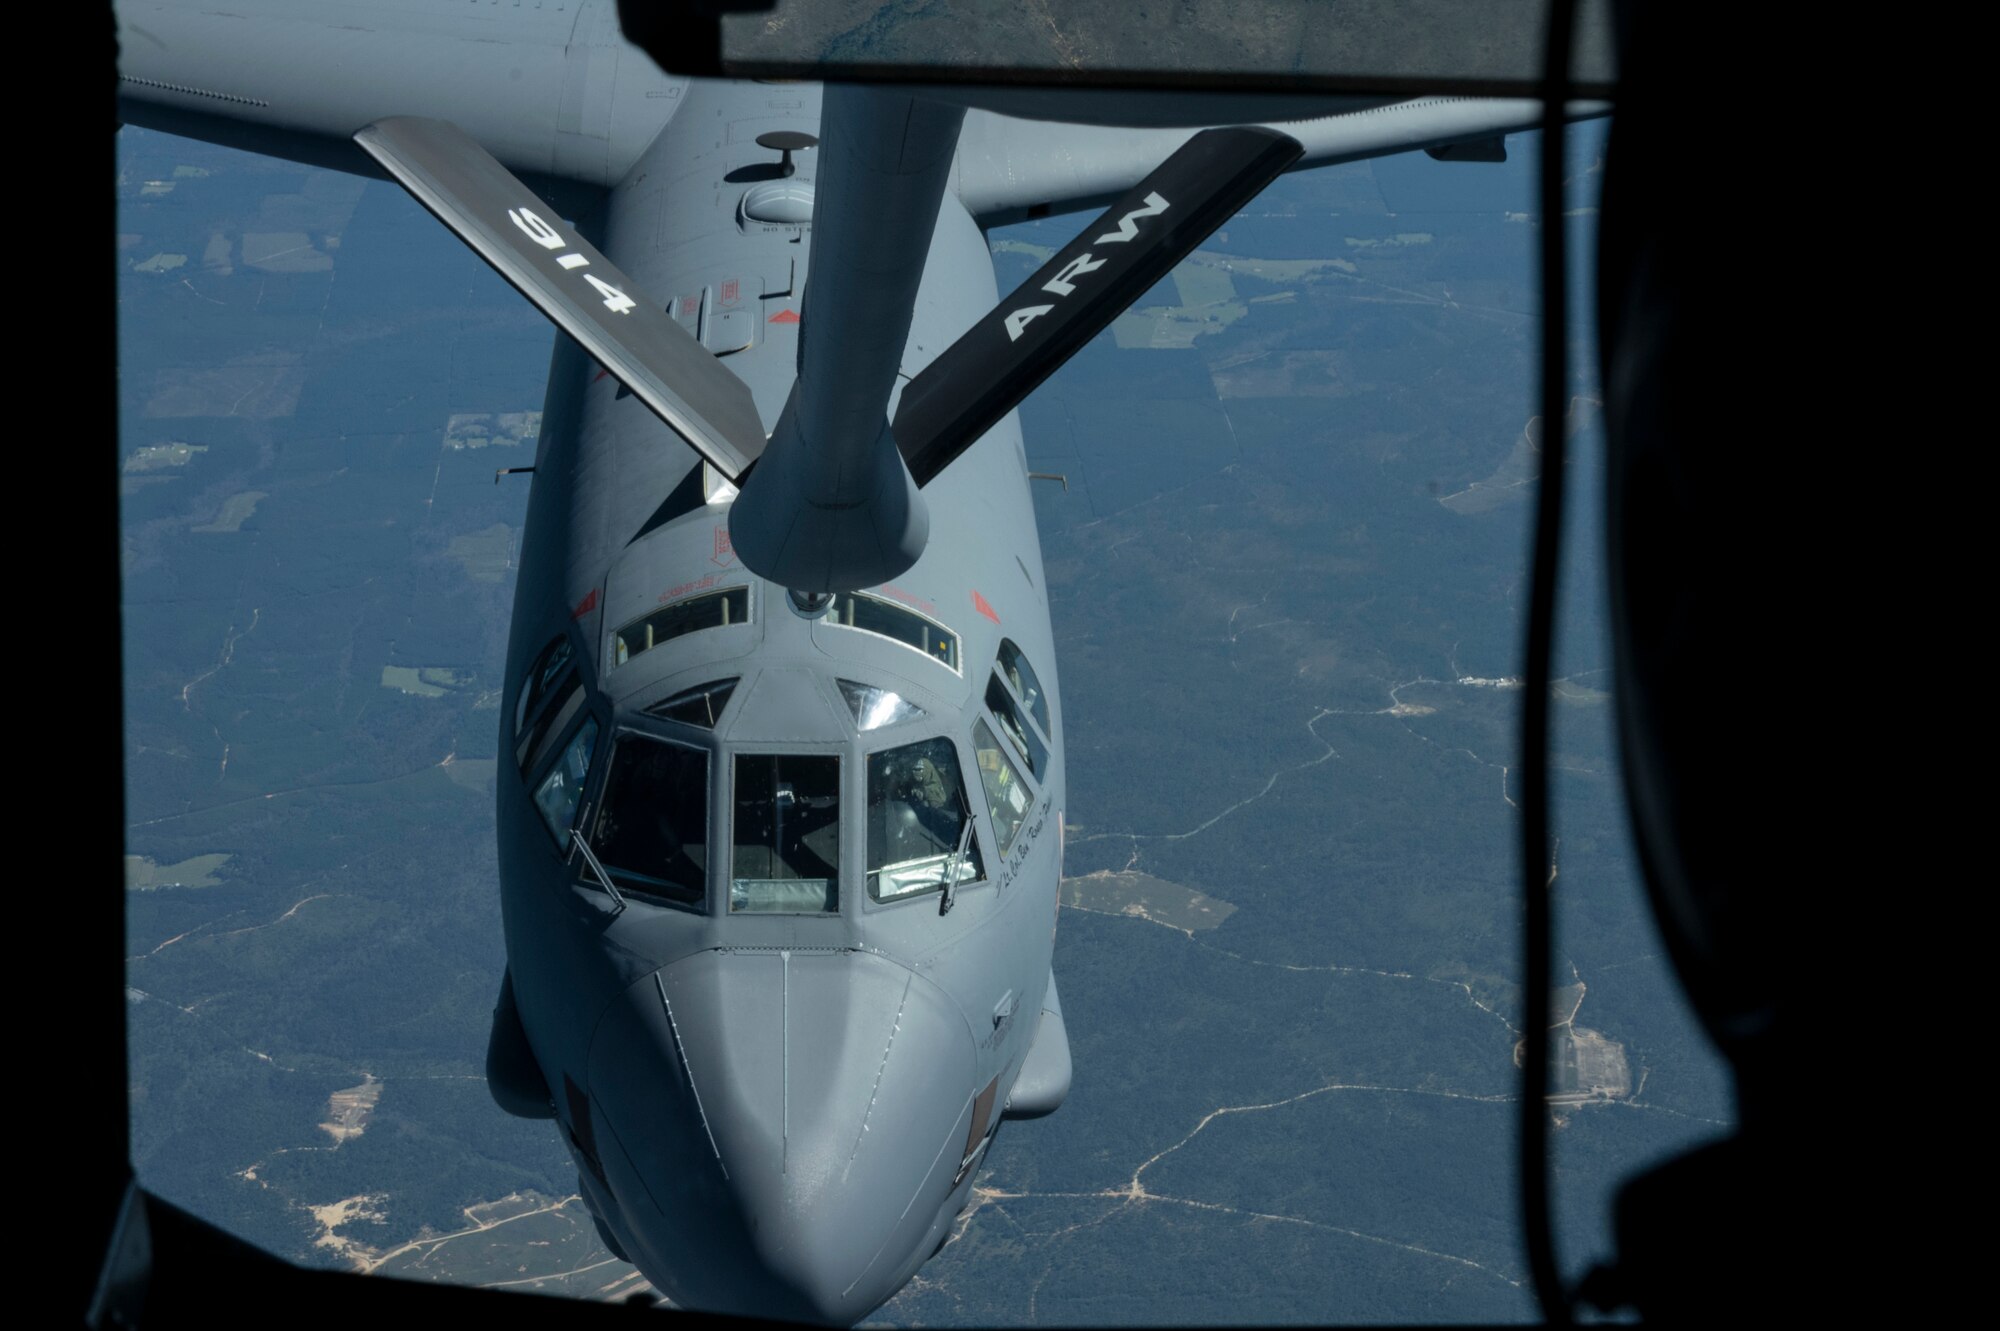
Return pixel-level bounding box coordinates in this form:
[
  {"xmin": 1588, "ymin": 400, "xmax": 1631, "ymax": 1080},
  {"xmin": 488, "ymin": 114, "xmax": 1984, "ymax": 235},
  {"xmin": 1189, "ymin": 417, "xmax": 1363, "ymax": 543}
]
[{"xmin": 494, "ymin": 81, "xmax": 1067, "ymax": 1322}]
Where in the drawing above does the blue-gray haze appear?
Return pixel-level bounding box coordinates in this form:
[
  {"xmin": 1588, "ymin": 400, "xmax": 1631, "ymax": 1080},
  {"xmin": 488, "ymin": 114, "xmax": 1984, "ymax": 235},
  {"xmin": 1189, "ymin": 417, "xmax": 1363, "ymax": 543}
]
[{"xmin": 118, "ymin": 115, "xmax": 1730, "ymax": 1322}]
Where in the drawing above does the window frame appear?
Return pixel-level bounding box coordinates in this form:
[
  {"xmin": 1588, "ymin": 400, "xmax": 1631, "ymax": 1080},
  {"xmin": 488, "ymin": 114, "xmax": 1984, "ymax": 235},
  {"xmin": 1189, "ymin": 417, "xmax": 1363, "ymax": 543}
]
[
  {"xmin": 643, "ymin": 676, "xmax": 741, "ymax": 730},
  {"xmin": 995, "ymin": 637, "xmax": 1053, "ymax": 741},
  {"xmin": 515, "ymin": 634, "xmax": 577, "ymax": 738},
  {"xmin": 607, "ymin": 583, "xmax": 753, "ymax": 671},
  {"xmin": 862, "ymin": 733, "xmax": 989, "ymax": 907},
  {"xmin": 527, "ymin": 703, "xmax": 605, "ymax": 855},
  {"xmin": 726, "ymin": 750, "xmax": 844, "ymax": 915},
  {"xmin": 984, "ymin": 670, "xmax": 1050, "ymax": 780},
  {"xmin": 970, "ymin": 716, "xmax": 1037, "ymax": 859},
  {"xmin": 819, "ymin": 590, "xmax": 963, "ymax": 675},
  {"xmin": 513, "ymin": 633, "xmax": 583, "ymax": 774},
  {"xmin": 579, "ymin": 726, "xmax": 715, "ymax": 910}
]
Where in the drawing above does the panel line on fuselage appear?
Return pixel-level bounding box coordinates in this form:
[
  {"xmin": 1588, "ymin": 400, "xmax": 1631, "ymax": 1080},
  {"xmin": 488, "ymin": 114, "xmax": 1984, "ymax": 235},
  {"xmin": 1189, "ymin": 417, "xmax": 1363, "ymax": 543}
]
[{"xmin": 655, "ymin": 970, "xmax": 728, "ymax": 1178}]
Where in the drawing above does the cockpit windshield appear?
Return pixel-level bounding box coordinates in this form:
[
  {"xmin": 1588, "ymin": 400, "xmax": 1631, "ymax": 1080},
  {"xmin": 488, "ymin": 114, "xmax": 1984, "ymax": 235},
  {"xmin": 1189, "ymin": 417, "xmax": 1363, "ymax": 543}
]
[
  {"xmin": 645, "ymin": 677, "xmax": 738, "ymax": 728},
  {"xmin": 532, "ymin": 716, "xmax": 598, "ymax": 849},
  {"xmin": 985, "ymin": 672, "xmax": 1049, "ymax": 779},
  {"xmin": 515, "ymin": 635, "xmax": 582, "ymax": 773},
  {"xmin": 587, "ymin": 734, "xmax": 709, "ymax": 903},
  {"xmin": 867, "ymin": 737, "xmax": 983, "ymax": 902},
  {"xmin": 839, "ymin": 679, "xmax": 927, "ymax": 732},
  {"xmin": 996, "ymin": 638, "xmax": 1050, "ymax": 736},
  {"xmin": 972, "ymin": 718, "xmax": 1034, "ymax": 855},
  {"xmin": 517, "ymin": 635, "xmax": 575, "ymax": 736},
  {"xmin": 730, "ymin": 754, "xmax": 840, "ymax": 912}
]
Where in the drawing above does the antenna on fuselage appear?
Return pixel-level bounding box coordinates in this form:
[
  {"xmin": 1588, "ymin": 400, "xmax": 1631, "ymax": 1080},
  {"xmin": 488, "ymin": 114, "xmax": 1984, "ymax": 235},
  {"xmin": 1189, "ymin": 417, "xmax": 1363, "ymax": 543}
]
[{"xmin": 755, "ymin": 130, "xmax": 818, "ymax": 178}]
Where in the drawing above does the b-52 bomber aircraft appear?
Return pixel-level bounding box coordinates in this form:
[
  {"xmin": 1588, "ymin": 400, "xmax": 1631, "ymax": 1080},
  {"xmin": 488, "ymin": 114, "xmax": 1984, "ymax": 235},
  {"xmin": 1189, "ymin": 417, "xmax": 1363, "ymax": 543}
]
[{"xmin": 117, "ymin": 1, "xmax": 1590, "ymax": 1321}]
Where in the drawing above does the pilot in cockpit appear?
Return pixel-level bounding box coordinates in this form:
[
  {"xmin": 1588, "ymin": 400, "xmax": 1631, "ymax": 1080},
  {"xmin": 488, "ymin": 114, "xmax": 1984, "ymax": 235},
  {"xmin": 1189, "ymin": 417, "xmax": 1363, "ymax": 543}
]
[{"xmin": 894, "ymin": 752, "xmax": 955, "ymax": 853}]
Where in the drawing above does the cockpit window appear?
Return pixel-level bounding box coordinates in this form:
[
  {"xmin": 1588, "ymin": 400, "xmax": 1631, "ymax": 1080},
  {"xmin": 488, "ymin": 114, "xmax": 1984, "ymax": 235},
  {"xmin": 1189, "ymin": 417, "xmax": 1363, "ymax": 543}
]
[
  {"xmin": 823, "ymin": 592, "xmax": 959, "ymax": 671},
  {"xmin": 985, "ymin": 672, "xmax": 1049, "ymax": 779},
  {"xmin": 587, "ymin": 734, "xmax": 709, "ymax": 903},
  {"xmin": 519, "ymin": 686, "xmax": 585, "ymax": 776},
  {"xmin": 972, "ymin": 718, "xmax": 1034, "ymax": 855},
  {"xmin": 515, "ymin": 635, "xmax": 581, "ymax": 773},
  {"xmin": 645, "ymin": 677, "xmax": 738, "ymax": 728},
  {"xmin": 867, "ymin": 737, "xmax": 984, "ymax": 903},
  {"xmin": 730, "ymin": 754, "xmax": 839, "ymax": 913},
  {"xmin": 996, "ymin": 639, "xmax": 1051, "ymax": 737},
  {"xmin": 838, "ymin": 679, "xmax": 927, "ymax": 732},
  {"xmin": 532, "ymin": 716, "xmax": 598, "ymax": 850},
  {"xmin": 611, "ymin": 586, "xmax": 749, "ymax": 668},
  {"xmin": 517, "ymin": 636, "xmax": 576, "ymax": 736}
]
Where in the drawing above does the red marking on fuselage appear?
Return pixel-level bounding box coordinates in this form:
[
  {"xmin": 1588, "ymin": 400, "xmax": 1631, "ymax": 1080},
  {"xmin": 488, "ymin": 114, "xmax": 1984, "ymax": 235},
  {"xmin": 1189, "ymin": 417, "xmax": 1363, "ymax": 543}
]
[
  {"xmin": 712, "ymin": 527, "xmax": 736, "ymax": 567},
  {"xmin": 767, "ymin": 308, "xmax": 800, "ymax": 324},
  {"xmin": 570, "ymin": 588, "xmax": 599, "ymax": 620},
  {"xmin": 661, "ymin": 573, "xmax": 720, "ymax": 604},
  {"xmin": 972, "ymin": 590, "xmax": 1001, "ymax": 624},
  {"xmin": 592, "ymin": 367, "xmax": 611, "ymax": 384},
  {"xmin": 878, "ymin": 583, "xmax": 936, "ymax": 617}
]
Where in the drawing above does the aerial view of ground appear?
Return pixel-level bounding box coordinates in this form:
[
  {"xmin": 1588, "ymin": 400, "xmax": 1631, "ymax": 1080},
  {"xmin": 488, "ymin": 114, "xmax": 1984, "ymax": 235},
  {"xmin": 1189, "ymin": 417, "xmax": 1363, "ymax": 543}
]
[
  {"xmin": 118, "ymin": 108, "xmax": 1730, "ymax": 1323},
  {"xmin": 714, "ymin": 1, "xmax": 1617, "ymax": 90}
]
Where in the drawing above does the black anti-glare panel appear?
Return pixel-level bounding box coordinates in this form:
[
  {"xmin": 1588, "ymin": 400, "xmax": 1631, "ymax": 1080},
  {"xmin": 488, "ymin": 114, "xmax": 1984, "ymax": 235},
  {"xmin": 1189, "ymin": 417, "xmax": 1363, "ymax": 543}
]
[{"xmin": 893, "ymin": 126, "xmax": 1302, "ymax": 486}]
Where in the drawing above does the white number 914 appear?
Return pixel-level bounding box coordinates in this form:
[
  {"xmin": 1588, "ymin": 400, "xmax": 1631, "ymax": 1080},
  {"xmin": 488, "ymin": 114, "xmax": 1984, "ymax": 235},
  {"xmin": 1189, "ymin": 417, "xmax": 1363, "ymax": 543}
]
[{"xmin": 508, "ymin": 206, "xmax": 637, "ymax": 315}]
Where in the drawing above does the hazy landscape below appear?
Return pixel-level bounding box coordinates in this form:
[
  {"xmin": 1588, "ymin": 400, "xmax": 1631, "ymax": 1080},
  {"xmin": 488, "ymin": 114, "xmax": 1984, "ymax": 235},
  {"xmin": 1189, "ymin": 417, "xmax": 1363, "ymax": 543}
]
[{"xmin": 118, "ymin": 111, "xmax": 1730, "ymax": 1323}]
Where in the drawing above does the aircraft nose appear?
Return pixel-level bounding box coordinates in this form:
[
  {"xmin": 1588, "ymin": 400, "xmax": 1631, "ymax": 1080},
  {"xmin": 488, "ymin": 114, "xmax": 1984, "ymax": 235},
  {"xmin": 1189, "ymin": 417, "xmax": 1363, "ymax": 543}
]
[{"xmin": 588, "ymin": 949, "xmax": 977, "ymax": 1324}]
